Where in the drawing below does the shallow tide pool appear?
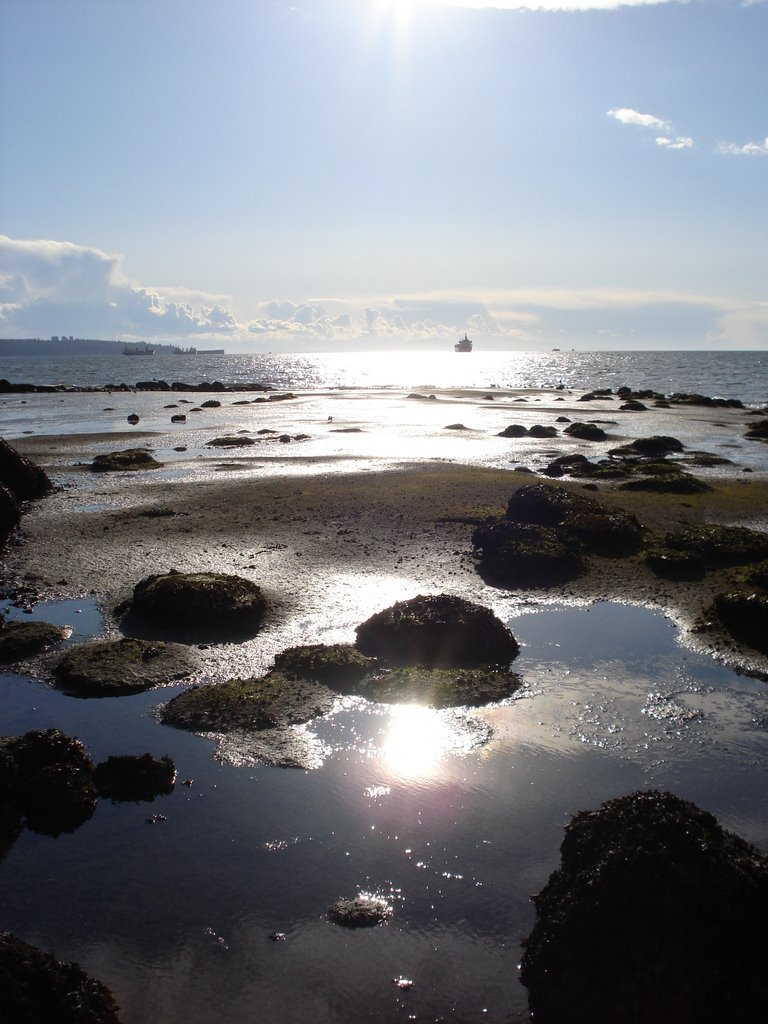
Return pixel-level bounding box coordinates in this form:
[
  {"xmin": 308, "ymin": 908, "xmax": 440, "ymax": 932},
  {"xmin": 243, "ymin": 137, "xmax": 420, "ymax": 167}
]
[{"xmin": 1, "ymin": 601, "xmax": 767, "ymax": 1023}]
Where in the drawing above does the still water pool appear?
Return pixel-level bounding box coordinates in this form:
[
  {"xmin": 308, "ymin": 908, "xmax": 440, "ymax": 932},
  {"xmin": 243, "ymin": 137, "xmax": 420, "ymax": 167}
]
[{"xmin": 1, "ymin": 601, "xmax": 766, "ymax": 1023}]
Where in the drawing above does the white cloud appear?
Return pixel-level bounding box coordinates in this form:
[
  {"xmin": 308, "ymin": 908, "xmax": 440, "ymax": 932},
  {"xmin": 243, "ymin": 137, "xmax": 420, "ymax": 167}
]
[
  {"xmin": 709, "ymin": 302, "xmax": 768, "ymax": 345},
  {"xmin": 718, "ymin": 137, "xmax": 768, "ymax": 155},
  {"xmin": 608, "ymin": 108, "xmax": 673, "ymax": 132},
  {"xmin": 656, "ymin": 135, "xmax": 694, "ymax": 149}
]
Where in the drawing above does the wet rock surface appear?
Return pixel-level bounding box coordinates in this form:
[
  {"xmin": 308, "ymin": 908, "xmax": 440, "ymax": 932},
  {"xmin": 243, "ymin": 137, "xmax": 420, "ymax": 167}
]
[
  {"xmin": 0, "ymin": 482, "xmax": 20, "ymax": 547},
  {"xmin": 90, "ymin": 448, "xmax": 162, "ymax": 472},
  {"xmin": 472, "ymin": 519, "xmax": 588, "ymax": 585},
  {"xmin": 120, "ymin": 570, "xmax": 267, "ymax": 643},
  {"xmin": 54, "ymin": 638, "xmax": 200, "ymax": 696},
  {"xmin": 662, "ymin": 524, "xmax": 768, "ymax": 568},
  {"xmin": 520, "ymin": 790, "xmax": 768, "ymax": 1024},
  {"xmin": 354, "ymin": 594, "xmax": 519, "ymax": 668},
  {"xmin": 0, "ymin": 930, "xmax": 122, "ymax": 1023},
  {"xmin": 0, "ymin": 619, "xmax": 68, "ymax": 662},
  {"xmin": 328, "ymin": 895, "xmax": 393, "ymax": 928}
]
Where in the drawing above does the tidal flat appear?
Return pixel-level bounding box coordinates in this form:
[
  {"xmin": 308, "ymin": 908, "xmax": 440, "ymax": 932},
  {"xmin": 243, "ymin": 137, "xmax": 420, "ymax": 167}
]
[{"xmin": 2, "ymin": 383, "xmax": 768, "ymax": 1021}]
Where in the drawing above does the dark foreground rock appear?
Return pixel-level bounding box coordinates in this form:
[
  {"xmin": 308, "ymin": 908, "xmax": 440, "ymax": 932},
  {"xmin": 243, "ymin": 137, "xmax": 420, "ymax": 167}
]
[
  {"xmin": 328, "ymin": 895, "xmax": 392, "ymax": 928},
  {"xmin": 54, "ymin": 638, "xmax": 200, "ymax": 696},
  {"xmin": 0, "ymin": 437, "xmax": 53, "ymax": 500},
  {"xmin": 354, "ymin": 594, "xmax": 519, "ymax": 667},
  {"xmin": 662, "ymin": 524, "xmax": 768, "ymax": 567},
  {"xmin": 94, "ymin": 754, "xmax": 176, "ymax": 802},
  {"xmin": 472, "ymin": 520, "xmax": 588, "ymax": 585},
  {"xmin": 0, "ymin": 729, "xmax": 97, "ymax": 838},
  {"xmin": 520, "ymin": 790, "xmax": 768, "ymax": 1024},
  {"xmin": 0, "ymin": 931, "xmax": 121, "ymax": 1023},
  {"xmin": 121, "ymin": 570, "xmax": 267, "ymax": 642},
  {"xmin": 0, "ymin": 482, "xmax": 20, "ymax": 547},
  {"xmin": 711, "ymin": 592, "xmax": 768, "ymax": 653},
  {"xmin": 0, "ymin": 619, "xmax": 68, "ymax": 662}
]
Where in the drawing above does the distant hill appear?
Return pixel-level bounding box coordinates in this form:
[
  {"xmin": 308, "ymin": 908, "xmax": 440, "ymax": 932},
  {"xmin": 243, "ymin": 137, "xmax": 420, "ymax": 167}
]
[{"xmin": 0, "ymin": 338, "xmax": 176, "ymax": 356}]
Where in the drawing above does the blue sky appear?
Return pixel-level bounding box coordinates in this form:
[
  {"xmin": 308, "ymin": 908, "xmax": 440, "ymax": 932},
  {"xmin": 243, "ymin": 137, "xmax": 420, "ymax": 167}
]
[{"xmin": 1, "ymin": 0, "xmax": 766, "ymax": 350}]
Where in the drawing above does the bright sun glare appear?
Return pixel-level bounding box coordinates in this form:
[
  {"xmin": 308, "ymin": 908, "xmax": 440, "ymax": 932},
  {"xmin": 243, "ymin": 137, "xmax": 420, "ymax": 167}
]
[{"xmin": 382, "ymin": 704, "xmax": 453, "ymax": 779}]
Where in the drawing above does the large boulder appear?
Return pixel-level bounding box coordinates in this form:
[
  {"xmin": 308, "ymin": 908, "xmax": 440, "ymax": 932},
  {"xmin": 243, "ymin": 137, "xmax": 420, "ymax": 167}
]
[
  {"xmin": 122, "ymin": 570, "xmax": 267, "ymax": 642},
  {"xmin": 0, "ymin": 931, "xmax": 121, "ymax": 1023},
  {"xmin": 520, "ymin": 790, "xmax": 768, "ymax": 1023},
  {"xmin": 472, "ymin": 520, "xmax": 587, "ymax": 585},
  {"xmin": 90, "ymin": 448, "xmax": 162, "ymax": 472},
  {"xmin": 663, "ymin": 524, "xmax": 768, "ymax": 567},
  {"xmin": 0, "ymin": 437, "xmax": 52, "ymax": 500},
  {"xmin": 354, "ymin": 594, "xmax": 518, "ymax": 667}
]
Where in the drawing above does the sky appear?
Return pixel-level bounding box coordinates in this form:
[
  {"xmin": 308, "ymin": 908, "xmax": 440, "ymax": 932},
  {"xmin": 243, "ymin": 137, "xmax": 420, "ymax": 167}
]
[{"xmin": 1, "ymin": 0, "xmax": 767, "ymax": 351}]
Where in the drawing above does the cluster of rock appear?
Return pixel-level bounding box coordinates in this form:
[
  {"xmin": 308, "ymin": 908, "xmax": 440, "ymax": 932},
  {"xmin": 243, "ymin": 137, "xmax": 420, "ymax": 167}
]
[
  {"xmin": 520, "ymin": 790, "xmax": 768, "ymax": 1022},
  {"xmin": 161, "ymin": 594, "xmax": 521, "ymax": 735},
  {"xmin": 472, "ymin": 482, "xmax": 642, "ymax": 585},
  {"xmin": 0, "ymin": 377, "xmax": 284, "ymax": 395},
  {"xmin": 0, "ymin": 727, "xmax": 174, "ymax": 844}
]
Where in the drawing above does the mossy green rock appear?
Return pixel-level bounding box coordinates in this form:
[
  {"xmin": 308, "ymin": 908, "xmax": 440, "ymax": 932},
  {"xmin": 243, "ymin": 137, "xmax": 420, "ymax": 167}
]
[
  {"xmin": 0, "ymin": 620, "xmax": 68, "ymax": 662},
  {"xmin": 161, "ymin": 671, "xmax": 336, "ymax": 732},
  {"xmin": 645, "ymin": 547, "xmax": 706, "ymax": 580},
  {"xmin": 618, "ymin": 472, "xmax": 711, "ymax": 494},
  {"xmin": 54, "ymin": 638, "xmax": 199, "ymax": 696},
  {"xmin": 126, "ymin": 570, "xmax": 267, "ymax": 642},
  {"xmin": 473, "ymin": 520, "xmax": 588, "ymax": 585},
  {"xmin": 664, "ymin": 525, "xmax": 768, "ymax": 567},
  {"xmin": 91, "ymin": 448, "xmax": 162, "ymax": 472},
  {"xmin": 272, "ymin": 643, "xmax": 373, "ymax": 687}
]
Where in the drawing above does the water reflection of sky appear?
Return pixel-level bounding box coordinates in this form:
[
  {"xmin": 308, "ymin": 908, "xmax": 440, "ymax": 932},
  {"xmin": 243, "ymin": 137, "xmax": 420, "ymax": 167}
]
[{"xmin": 1, "ymin": 601, "xmax": 767, "ymax": 1023}]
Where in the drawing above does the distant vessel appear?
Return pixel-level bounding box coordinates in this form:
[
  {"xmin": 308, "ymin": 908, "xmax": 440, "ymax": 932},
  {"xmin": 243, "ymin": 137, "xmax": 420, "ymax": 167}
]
[
  {"xmin": 454, "ymin": 333, "xmax": 473, "ymax": 353},
  {"xmin": 197, "ymin": 348, "xmax": 225, "ymax": 354},
  {"xmin": 122, "ymin": 343, "xmax": 155, "ymax": 355},
  {"xmin": 171, "ymin": 345, "xmax": 198, "ymax": 355}
]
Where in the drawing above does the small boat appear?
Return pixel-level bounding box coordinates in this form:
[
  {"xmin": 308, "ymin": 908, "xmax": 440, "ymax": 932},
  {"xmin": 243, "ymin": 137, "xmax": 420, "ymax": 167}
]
[
  {"xmin": 454, "ymin": 333, "xmax": 473, "ymax": 353},
  {"xmin": 122, "ymin": 344, "xmax": 155, "ymax": 355}
]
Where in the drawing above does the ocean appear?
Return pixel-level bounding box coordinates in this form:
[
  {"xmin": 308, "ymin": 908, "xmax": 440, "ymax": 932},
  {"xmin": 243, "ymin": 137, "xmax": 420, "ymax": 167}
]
[{"xmin": 1, "ymin": 348, "xmax": 766, "ymax": 404}]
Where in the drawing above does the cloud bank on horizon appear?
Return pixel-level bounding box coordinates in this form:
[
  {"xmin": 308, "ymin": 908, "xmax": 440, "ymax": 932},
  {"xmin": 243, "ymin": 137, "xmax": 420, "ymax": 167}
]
[
  {"xmin": 2, "ymin": 234, "xmax": 765, "ymax": 349},
  {"xmin": 1, "ymin": 0, "xmax": 767, "ymax": 349}
]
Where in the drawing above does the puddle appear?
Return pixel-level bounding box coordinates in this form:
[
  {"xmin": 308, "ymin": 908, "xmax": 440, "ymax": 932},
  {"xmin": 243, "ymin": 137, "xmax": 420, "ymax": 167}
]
[{"xmin": 0, "ymin": 601, "xmax": 766, "ymax": 1023}]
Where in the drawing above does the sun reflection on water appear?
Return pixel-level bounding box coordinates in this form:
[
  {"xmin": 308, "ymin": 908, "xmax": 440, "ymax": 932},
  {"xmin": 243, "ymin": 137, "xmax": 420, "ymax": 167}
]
[{"xmin": 381, "ymin": 704, "xmax": 465, "ymax": 780}]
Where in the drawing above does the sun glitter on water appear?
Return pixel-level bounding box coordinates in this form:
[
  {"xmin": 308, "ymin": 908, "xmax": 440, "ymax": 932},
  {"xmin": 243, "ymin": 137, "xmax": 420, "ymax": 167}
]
[{"xmin": 381, "ymin": 704, "xmax": 454, "ymax": 779}]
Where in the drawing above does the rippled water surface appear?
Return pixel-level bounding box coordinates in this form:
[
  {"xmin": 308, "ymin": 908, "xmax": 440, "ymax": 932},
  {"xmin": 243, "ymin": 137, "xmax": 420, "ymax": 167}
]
[{"xmin": 1, "ymin": 601, "xmax": 766, "ymax": 1023}]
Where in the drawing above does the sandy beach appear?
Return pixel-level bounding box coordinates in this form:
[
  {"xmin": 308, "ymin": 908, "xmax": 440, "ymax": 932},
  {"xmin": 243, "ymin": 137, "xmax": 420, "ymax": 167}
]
[{"xmin": 5, "ymin": 385, "xmax": 768, "ymax": 679}]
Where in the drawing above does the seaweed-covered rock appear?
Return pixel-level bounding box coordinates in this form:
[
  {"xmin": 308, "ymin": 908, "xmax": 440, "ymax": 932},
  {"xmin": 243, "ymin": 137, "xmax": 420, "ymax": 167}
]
[
  {"xmin": 527, "ymin": 424, "xmax": 558, "ymax": 438},
  {"xmin": 161, "ymin": 672, "xmax": 336, "ymax": 733},
  {"xmin": 619, "ymin": 399, "xmax": 648, "ymax": 411},
  {"xmin": 206, "ymin": 436, "xmax": 256, "ymax": 447},
  {"xmin": 0, "ymin": 931, "xmax": 121, "ymax": 1023},
  {"xmin": 1, "ymin": 729, "xmax": 97, "ymax": 837},
  {"xmin": 745, "ymin": 419, "xmax": 768, "ymax": 441},
  {"xmin": 520, "ymin": 790, "xmax": 768, "ymax": 1024},
  {"xmin": 563, "ymin": 422, "xmax": 607, "ymax": 441},
  {"xmin": 0, "ymin": 482, "xmax": 20, "ymax": 547},
  {"xmin": 505, "ymin": 482, "xmax": 597, "ymax": 526},
  {"xmin": 0, "ymin": 620, "xmax": 68, "ymax": 663},
  {"xmin": 329, "ymin": 895, "xmax": 392, "ymax": 928},
  {"xmin": 354, "ymin": 594, "xmax": 518, "ymax": 668},
  {"xmin": 0, "ymin": 437, "xmax": 52, "ymax": 500},
  {"xmin": 565, "ymin": 509, "xmax": 643, "ymax": 555},
  {"xmin": 54, "ymin": 638, "xmax": 199, "ymax": 696},
  {"xmin": 663, "ymin": 524, "xmax": 768, "ymax": 567},
  {"xmin": 94, "ymin": 754, "xmax": 176, "ymax": 802},
  {"xmin": 272, "ymin": 644, "xmax": 373, "ymax": 688},
  {"xmin": 124, "ymin": 570, "xmax": 267, "ymax": 642},
  {"xmin": 497, "ymin": 424, "xmax": 528, "ymax": 438},
  {"xmin": 90, "ymin": 449, "xmax": 162, "ymax": 472},
  {"xmin": 610, "ymin": 435, "xmax": 684, "ymax": 456},
  {"xmin": 472, "ymin": 520, "xmax": 588, "ymax": 585},
  {"xmin": 711, "ymin": 592, "xmax": 768, "ymax": 653}
]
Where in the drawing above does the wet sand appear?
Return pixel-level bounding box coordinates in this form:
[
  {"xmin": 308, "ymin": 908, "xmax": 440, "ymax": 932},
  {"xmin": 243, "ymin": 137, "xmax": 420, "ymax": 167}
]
[{"xmin": 6, "ymin": 386, "xmax": 768, "ymax": 681}]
